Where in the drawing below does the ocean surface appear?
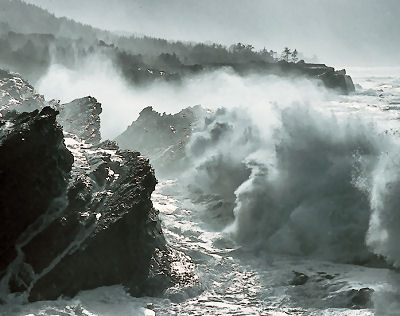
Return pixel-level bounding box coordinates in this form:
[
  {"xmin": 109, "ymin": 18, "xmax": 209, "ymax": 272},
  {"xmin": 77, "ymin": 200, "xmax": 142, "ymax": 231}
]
[{"xmin": 2, "ymin": 66, "xmax": 400, "ymax": 316}]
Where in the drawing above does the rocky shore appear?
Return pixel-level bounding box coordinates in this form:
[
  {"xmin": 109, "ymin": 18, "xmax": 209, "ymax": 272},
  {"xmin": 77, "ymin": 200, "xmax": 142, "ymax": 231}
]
[{"xmin": 0, "ymin": 70, "xmax": 175, "ymax": 302}]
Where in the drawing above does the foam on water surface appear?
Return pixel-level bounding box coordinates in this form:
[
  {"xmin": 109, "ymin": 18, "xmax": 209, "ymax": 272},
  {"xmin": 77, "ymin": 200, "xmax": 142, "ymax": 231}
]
[{"xmin": 3, "ymin": 67, "xmax": 400, "ymax": 315}]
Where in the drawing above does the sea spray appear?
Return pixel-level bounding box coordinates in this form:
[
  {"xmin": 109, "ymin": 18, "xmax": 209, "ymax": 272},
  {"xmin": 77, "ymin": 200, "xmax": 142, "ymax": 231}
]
[
  {"xmin": 367, "ymin": 147, "xmax": 400, "ymax": 267},
  {"xmin": 227, "ymin": 105, "xmax": 383, "ymax": 262}
]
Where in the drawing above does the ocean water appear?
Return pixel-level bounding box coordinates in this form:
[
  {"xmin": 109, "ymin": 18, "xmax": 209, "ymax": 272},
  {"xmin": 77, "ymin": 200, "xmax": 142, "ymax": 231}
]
[{"xmin": 2, "ymin": 67, "xmax": 400, "ymax": 316}]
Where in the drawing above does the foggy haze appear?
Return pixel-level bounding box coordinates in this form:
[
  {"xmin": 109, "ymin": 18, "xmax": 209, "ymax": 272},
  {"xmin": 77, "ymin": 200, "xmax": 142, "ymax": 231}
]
[{"xmin": 22, "ymin": 0, "xmax": 400, "ymax": 67}]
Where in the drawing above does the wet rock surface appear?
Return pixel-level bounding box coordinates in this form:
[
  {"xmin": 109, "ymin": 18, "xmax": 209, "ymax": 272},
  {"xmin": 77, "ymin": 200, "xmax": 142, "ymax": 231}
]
[
  {"xmin": 285, "ymin": 269, "xmax": 375, "ymax": 310},
  {"xmin": 0, "ymin": 107, "xmax": 73, "ymax": 273},
  {"xmin": 116, "ymin": 105, "xmax": 205, "ymax": 174},
  {"xmin": 0, "ymin": 69, "xmax": 175, "ymax": 302},
  {"xmin": 0, "ymin": 70, "xmax": 46, "ymax": 114},
  {"xmin": 290, "ymin": 271, "xmax": 309, "ymax": 286},
  {"xmin": 21, "ymin": 139, "xmax": 166, "ymax": 301},
  {"xmin": 347, "ymin": 288, "xmax": 374, "ymax": 309},
  {"xmin": 55, "ymin": 96, "xmax": 102, "ymax": 144}
]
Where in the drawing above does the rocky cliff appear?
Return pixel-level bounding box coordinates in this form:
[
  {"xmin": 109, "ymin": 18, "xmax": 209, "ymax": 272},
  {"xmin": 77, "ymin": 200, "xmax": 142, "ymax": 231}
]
[
  {"xmin": 0, "ymin": 107, "xmax": 73, "ymax": 274},
  {"xmin": 0, "ymin": 70, "xmax": 174, "ymax": 302},
  {"xmin": 55, "ymin": 96, "xmax": 102, "ymax": 144},
  {"xmin": 203, "ymin": 61, "xmax": 355, "ymax": 94}
]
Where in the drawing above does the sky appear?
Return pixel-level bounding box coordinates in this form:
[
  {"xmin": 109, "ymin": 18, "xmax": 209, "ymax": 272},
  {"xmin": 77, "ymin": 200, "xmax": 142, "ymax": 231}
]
[{"xmin": 23, "ymin": 0, "xmax": 400, "ymax": 67}]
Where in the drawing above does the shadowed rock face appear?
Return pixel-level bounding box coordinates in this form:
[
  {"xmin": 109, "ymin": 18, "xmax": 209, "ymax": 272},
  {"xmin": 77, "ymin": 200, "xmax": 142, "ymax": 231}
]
[
  {"xmin": 20, "ymin": 140, "xmax": 164, "ymax": 301},
  {"xmin": 0, "ymin": 107, "xmax": 73, "ymax": 273},
  {"xmin": 318, "ymin": 68, "xmax": 355, "ymax": 94},
  {"xmin": 299, "ymin": 63, "xmax": 355, "ymax": 94},
  {"xmin": 0, "ymin": 70, "xmax": 174, "ymax": 302}
]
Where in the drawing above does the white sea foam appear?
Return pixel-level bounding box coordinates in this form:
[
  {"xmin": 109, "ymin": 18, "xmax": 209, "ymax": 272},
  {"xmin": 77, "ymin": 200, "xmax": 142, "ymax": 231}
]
[{"xmin": 15, "ymin": 65, "xmax": 400, "ymax": 315}]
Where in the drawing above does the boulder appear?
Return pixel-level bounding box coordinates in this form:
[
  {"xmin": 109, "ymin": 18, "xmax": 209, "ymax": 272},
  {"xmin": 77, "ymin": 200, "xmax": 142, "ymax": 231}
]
[
  {"xmin": 15, "ymin": 140, "xmax": 166, "ymax": 301},
  {"xmin": 0, "ymin": 69, "xmax": 174, "ymax": 302},
  {"xmin": 0, "ymin": 107, "xmax": 73, "ymax": 273},
  {"xmin": 290, "ymin": 271, "xmax": 309, "ymax": 286}
]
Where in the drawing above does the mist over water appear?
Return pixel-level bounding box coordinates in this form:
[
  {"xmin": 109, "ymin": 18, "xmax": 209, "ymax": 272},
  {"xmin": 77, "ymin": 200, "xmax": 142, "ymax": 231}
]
[
  {"xmin": 36, "ymin": 55, "xmax": 330, "ymax": 139},
  {"xmin": 35, "ymin": 55, "xmax": 400, "ymax": 267}
]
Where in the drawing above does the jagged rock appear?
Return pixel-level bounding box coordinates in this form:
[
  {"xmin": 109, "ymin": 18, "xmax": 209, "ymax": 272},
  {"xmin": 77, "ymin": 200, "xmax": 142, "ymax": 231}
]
[
  {"xmin": 17, "ymin": 141, "xmax": 166, "ymax": 301},
  {"xmin": 4, "ymin": 121, "xmax": 171, "ymax": 302},
  {"xmin": 55, "ymin": 96, "xmax": 102, "ymax": 144},
  {"xmin": 116, "ymin": 105, "xmax": 205, "ymax": 174},
  {"xmin": 0, "ymin": 70, "xmax": 104, "ymax": 140},
  {"xmin": 0, "ymin": 107, "xmax": 73, "ymax": 272},
  {"xmin": 0, "ymin": 69, "xmax": 174, "ymax": 301},
  {"xmin": 0, "ymin": 69, "xmax": 46, "ymax": 115}
]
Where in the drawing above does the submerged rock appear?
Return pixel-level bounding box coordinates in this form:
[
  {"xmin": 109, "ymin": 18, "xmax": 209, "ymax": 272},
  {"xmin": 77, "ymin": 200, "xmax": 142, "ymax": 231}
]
[
  {"xmin": 348, "ymin": 287, "xmax": 374, "ymax": 309},
  {"xmin": 290, "ymin": 271, "xmax": 309, "ymax": 286}
]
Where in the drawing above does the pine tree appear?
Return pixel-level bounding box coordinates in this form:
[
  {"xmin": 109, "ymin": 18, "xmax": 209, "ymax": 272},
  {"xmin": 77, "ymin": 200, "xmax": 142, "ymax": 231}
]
[
  {"xmin": 281, "ymin": 47, "xmax": 291, "ymax": 62},
  {"xmin": 291, "ymin": 49, "xmax": 299, "ymax": 63}
]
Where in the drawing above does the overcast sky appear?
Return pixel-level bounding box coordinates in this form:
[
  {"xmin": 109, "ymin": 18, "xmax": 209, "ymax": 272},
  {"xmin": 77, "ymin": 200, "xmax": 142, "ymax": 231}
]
[{"xmin": 23, "ymin": 0, "xmax": 400, "ymax": 67}]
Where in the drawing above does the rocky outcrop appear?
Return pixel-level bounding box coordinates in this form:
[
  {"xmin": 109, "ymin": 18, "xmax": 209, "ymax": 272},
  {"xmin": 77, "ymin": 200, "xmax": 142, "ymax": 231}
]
[
  {"xmin": 12, "ymin": 138, "xmax": 166, "ymax": 301},
  {"xmin": 0, "ymin": 69, "xmax": 46, "ymax": 115},
  {"xmin": 286, "ymin": 62, "xmax": 355, "ymax": 93},
  {"xmin": 0, "ymin": 107, "xmax": 73, "ymax": 273},
  {"xmin": 0, "ymin": 70, "xmax": 103, "ymax": 144},
  {"xmin": 116, "ymin": 105, "xmax": 205, "ymax": 175},
  {"xmin": 280, "ymin": 61, "xmax": 355, "ymax": 93},
  {"xmin": 0, "ymin": 69, "xmax": 174, "ymax": 302},
  {"xmin": 204, "ymin": 61, "xmax": 356, "ymax": 94},
  {"xmin": 55, "ymin": 96, "xmax": 102, "ymax": 144},
  {"xmin": 320, "ymin": 71, "xmax": 355, "ymax": 93}
]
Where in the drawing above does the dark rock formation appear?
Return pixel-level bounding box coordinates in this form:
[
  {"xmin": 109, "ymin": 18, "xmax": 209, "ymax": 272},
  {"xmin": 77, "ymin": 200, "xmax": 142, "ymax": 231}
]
[
  {"xmin": 116, "ymin": 105, "xmax": 205, "ymax": 175},
  {"xmin": 204, "ymin": 61, "xmax": 355, "ymax": 94},
  {"xmin": 347, "ymin": 288, "xmax": 374, "ymax": 309},
  {"xmin": 55, "ymin": 96, "xmax": 102, "ymax": 144},
  {"xmin": 317, "ymin": 67, "xmax": 355, "ymax": 94},
  {"xmin": 18, "ymin": 141, "xmax": 165, "ymax": 301},
  {"xmin": 0, "ymin": 70, "xmax": 102, "ymax": 143},
  {"xmin": 290, "ymin": 271, "xmax": 309, "ymax": 286},
  {"xmin": 0, "ymin": 69, "xmax": 174, "ymax": 302},
  {"xmin": 0, "ymin": 107, "xmax": 73, "ymax": 273},
  {"xmin": 287, "ymin": 272, "xmax": 374, "ymax": 310}
]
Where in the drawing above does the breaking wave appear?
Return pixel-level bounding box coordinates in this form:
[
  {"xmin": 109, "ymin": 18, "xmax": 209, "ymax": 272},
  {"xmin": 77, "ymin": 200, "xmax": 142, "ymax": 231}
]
[
  {"xmin": 36, "ymin": 58, "xmax": 400, "ymax": 267},
  {"xmin": 177, "ymin": 90, "xmax": 400, "ymax": 267}
]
